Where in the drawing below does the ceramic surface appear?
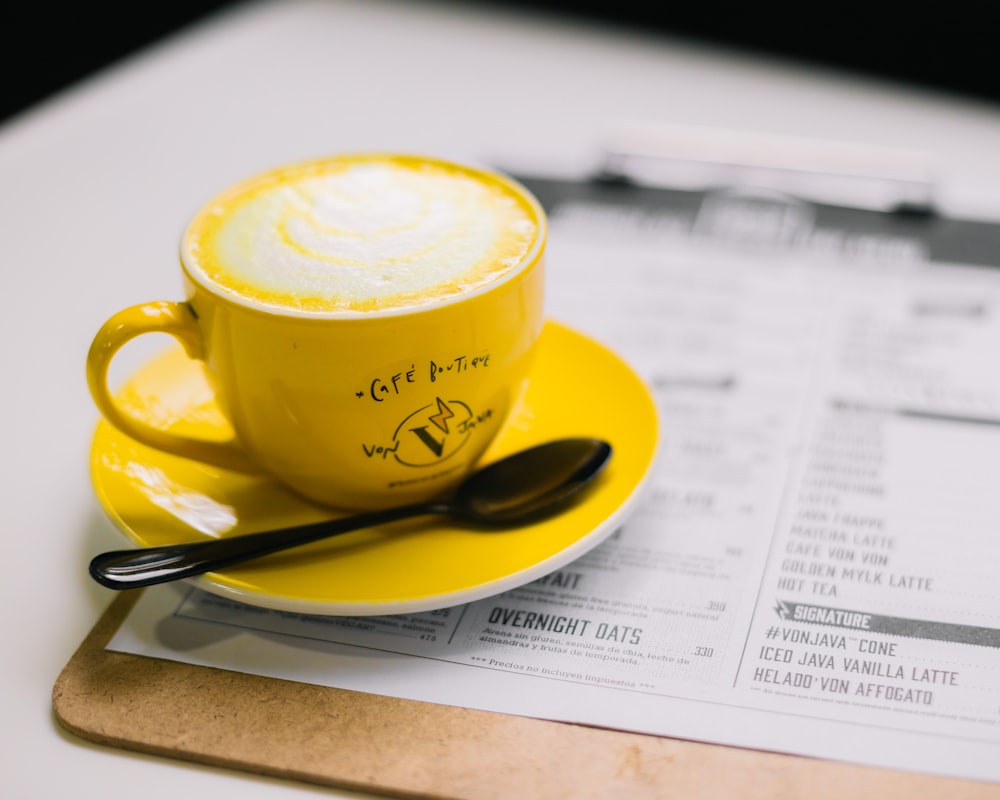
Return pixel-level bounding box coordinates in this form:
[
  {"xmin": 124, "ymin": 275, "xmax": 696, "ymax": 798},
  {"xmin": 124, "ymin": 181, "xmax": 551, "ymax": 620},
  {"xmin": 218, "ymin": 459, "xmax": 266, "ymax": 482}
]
[{"xmin": 90, "ymin": 320, "xmax": 659, "ymax": 615}]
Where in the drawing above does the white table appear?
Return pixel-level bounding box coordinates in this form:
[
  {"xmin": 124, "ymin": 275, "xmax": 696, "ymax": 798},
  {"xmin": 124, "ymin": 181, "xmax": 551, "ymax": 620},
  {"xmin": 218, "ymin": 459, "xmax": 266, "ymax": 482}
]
[{"xmin": 4, "ymin": 1, "xmax": 1000, "ymax": 797}]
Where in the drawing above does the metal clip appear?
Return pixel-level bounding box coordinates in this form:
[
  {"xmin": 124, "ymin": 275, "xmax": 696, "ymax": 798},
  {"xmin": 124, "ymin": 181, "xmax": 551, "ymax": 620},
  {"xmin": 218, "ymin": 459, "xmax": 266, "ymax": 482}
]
[{"xmin": 594, "ymin": 121, "xmax": 936, "ymax": 215}]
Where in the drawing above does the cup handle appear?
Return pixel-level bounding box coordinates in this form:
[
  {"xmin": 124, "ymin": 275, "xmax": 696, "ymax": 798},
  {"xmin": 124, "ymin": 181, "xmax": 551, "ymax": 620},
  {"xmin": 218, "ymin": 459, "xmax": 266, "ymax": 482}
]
[{"xmin": 86, "ymin": 300, "xmax": 256, "ymax": 472}]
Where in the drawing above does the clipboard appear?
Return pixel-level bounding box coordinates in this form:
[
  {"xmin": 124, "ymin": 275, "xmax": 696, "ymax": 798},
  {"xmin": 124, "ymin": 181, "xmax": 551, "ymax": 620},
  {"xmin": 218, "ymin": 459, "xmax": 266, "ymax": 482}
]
[
  {"xmin": 53, "ymin": 590, "xmax": 999, "ymax": 798},
  {"xmin": 54, "ymin": 125, "xmax": 1000, "ymax": 797}
]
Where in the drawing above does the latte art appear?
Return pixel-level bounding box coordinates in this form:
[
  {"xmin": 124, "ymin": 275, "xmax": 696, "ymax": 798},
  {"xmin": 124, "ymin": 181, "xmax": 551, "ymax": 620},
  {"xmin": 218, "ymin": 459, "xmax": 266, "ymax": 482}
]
[{"xmin": 182, "ymin": 154, "xmax": 542, "ymax": 313}]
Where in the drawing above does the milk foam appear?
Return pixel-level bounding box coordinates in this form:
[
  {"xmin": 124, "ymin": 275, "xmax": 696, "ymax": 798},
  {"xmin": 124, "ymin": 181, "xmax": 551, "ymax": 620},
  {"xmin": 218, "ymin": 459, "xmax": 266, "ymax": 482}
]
[{"xmin": 183, "ymin": 155, "xmax": 542, "ymax": 313}]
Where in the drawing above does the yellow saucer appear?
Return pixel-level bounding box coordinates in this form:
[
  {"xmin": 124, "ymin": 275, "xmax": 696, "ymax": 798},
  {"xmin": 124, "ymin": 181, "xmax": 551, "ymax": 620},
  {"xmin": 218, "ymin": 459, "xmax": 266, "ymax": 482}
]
[{"xmin": 90, "ymin": 320, "xmax": 659, "ymax": 616}]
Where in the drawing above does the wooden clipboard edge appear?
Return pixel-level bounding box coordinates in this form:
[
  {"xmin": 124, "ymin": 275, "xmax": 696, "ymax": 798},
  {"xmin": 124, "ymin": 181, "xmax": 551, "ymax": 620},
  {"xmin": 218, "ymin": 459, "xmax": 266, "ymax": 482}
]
[{"xmin": 53, "ymin": 591, "xmax": 999, "ymax": 800}]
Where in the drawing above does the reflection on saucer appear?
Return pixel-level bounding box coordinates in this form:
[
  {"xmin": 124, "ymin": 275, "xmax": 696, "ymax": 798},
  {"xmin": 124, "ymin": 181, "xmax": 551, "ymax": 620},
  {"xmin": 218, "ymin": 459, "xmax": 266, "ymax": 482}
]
[
  {"xmin": 90, "ymin": 320, "xmax": 660, "ymax": 616},
  {"xmin": 101, "ymin": 457, "xmax": 238, "ymax": 536}
]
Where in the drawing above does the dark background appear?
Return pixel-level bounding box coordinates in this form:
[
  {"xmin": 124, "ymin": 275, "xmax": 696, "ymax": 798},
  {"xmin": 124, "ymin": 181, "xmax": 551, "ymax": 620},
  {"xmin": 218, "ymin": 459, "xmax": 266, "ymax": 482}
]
[{"xmin": 1, "ymin": 0, "xmax": 996, "ymax": 125}]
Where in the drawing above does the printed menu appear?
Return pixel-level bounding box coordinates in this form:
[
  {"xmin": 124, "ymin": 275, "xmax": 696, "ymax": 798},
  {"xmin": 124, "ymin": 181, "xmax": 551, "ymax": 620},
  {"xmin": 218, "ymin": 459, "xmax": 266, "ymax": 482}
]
[{"xmin": 108, "ymin": 174, "xmax": 1000, "ymax": 783}]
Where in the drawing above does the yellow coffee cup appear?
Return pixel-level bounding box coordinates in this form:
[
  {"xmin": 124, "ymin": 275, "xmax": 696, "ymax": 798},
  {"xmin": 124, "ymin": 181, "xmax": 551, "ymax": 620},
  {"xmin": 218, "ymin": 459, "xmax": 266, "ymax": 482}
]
[{"xmin": 87, "ymin": 153, "xmax": 547, "ymax": 510}]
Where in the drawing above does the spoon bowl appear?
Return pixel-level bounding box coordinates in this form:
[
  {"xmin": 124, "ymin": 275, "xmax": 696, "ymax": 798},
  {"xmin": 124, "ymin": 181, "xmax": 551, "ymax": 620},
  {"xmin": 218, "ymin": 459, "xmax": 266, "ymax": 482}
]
[{"xmin": 89, "ymin": 437, "xmax": 612, "ymax": 590}]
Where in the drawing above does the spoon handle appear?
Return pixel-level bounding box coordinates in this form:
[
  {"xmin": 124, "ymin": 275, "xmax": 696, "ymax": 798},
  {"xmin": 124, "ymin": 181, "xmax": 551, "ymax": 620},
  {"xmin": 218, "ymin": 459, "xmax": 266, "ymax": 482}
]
[{"xmin": 89, "ymin": 502, "xmax": 440, "ymax": 590}]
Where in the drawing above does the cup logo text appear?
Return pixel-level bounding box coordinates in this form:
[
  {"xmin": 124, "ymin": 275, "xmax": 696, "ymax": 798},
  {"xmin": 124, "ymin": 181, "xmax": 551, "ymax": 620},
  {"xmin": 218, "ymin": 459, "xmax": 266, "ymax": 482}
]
[{"xmin": 363, "ymin": 396, "xmax": 494, "ymax": 468}]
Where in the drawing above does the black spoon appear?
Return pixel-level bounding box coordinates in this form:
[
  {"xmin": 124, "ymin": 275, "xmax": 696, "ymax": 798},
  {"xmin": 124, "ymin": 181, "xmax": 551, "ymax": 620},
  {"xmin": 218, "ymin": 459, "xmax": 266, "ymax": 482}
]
[{"xmin": 89, "ymin": 437, "xmax": 613, "ymax": 590}]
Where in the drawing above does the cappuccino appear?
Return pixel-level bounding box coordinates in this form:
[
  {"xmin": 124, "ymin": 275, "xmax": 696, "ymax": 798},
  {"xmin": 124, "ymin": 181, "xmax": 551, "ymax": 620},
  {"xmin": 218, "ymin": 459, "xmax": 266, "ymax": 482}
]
[
  {"xmin": 182, "ymin": 153, "xmax": 541, "ymax": 314},
  {"xmin": 88, "ymin": 152, "xmax": 547, "ymax": 509}
]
